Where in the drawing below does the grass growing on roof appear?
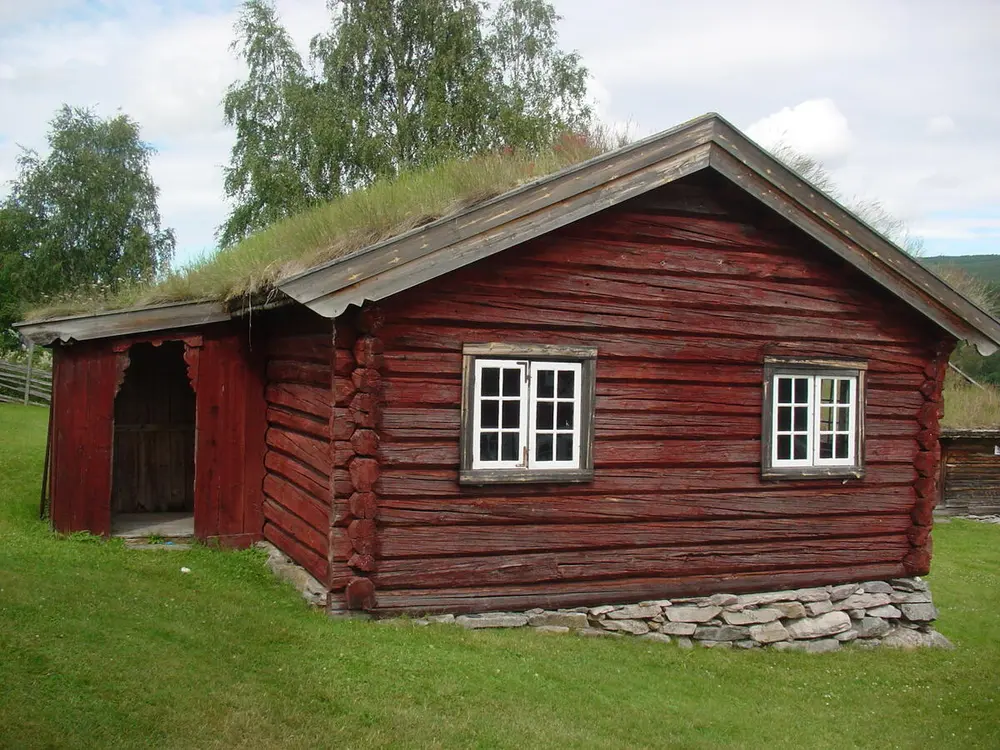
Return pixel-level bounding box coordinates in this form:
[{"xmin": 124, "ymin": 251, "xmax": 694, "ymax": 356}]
[
  {"xmin": 27, "ymin": 139, "xmax": 607, "ymax": 320},
  {"xmin": 942, "ymin": 375, "xmax": 1000, "ymax": 429},
  {"xmin": 3, "ymin": 402, "xmax": 1000, "ymax": 749}
]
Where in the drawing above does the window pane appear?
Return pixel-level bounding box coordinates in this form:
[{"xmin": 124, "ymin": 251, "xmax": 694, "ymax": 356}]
[
  {"xmin": 838, "ymin": 379, "xmax": 851, "ymax": 403},
  {"xmin": 794, "ymin": 406, "xmax": 809, "ymax": 431},
  {"xmin": 777, "ymin": 406, "xmax": 791, "ymax": 431},
  {"xmin": 836, "ymin": 407, "xmax": 850, "ymax": 431},
  {"xmin": 777, "ymin": 435, "xmax": 791, "ymax": 460},
  {"xmin": 502, "ymin": 400, "xmax": 520, "ymax": 428},
  {"xmin": 502, "ymin": 368, "xmax": 521, "ymax": 397},
  {"xmin": 557, "ymin": 371, "xmax": 575, "ymax": 398},
  {"xmin": 820, "ymin": 378, "xmax": 834, "ymax": 403},
  {"xmin": 535, "ymin": 433, "xmax": 553, "ymax": 461},
  {"xmin": 556, "ymin": 402, "xmax": 574, "ymax": 430},
  {"xmin": 777, "ymin": 377, "xmax": 792, "ymax": 403},
  {"xmin": 481, "ymin": 400, "xmax": 499, "ymax": 429},
  {"xmin": 793, "ymin": 434, "xmax": 808, "ymax": 460},
  {"xmin": 537, "ymin": 369, "xmax": 555, "ymax": 398},
  {"xmin": 481, "ymin": 368, "xmax": 500, "ymax": 397},
  {"xmin": 820, "ymin": 406, "xmax": 833, "ymax": 432},
  {"xmin": 794, "ymin": 378, "xmax": 809, "ymax": 403},
  {"xmin": 819, "ymin": 433, "xmax": 833, "ymax": 459},
  {"xmin": 501, "ymin": 432, "xmax": 519, "ymax": 461},
  {"xmin": 556, "ymin": 434, "xmax": 573, "ymax": 461},
  {"xmin": 536, "ymin": 401, "xmax": 554, "ymax": 430},
  {"xmin": 835, "ymin": 434, "xmax": 849, "ymax": 459},
  {"xmin": 479, "ymin": 432, "xmax": 498, "ymax": 461}
]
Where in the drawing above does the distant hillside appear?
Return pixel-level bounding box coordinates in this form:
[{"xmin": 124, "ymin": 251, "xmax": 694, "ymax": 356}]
[{"xmin": 923, "ymin": 254, "xmax": 1000, "ymax": 284}]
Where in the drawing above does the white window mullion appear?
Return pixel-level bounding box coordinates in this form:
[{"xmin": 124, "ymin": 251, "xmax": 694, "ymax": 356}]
[{"xmin": 471, "ymin": 359, "xmax": 528, "ymax": 470}]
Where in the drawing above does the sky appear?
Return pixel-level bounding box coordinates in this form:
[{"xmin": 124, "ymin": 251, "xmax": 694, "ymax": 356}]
[{"xmin": 1, "ymin": 0, "xmax": 999, "ymax": 268}]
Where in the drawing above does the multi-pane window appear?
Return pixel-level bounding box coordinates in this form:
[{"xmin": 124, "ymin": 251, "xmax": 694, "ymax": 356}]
[
  {"xmin": 462, "ymin": 345, "xmax": 596, "ymax": 483},
  {"xmin": 763, "ymin": 358, "xmax": 866, "ymax": 477}
]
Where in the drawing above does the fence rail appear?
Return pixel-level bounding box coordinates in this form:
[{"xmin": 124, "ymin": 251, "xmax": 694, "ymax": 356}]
[{"xmin": 0, "ymin": 353, "xmax": 52, "ymax": 406}]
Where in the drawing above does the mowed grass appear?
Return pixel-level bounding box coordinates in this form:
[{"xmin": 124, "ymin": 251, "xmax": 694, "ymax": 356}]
[{"xmin": 1, "ymin": 403, "xmax": 999, "ymax": 749}]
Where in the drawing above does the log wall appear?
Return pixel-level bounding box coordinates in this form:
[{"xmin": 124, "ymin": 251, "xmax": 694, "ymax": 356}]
[
  {"xmin": 260, "ymin": 311, "xmax": 335, "ymax": 586},
  {"xmin": 360, "ymin": 172, "xmax": 956, "ymax": 614},
  {"xmin": 940, "ymin": 434, "xmax": 1000, "ymax": 516}
]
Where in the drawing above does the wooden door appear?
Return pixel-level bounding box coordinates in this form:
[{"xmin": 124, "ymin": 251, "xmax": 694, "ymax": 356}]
[{"xmin": 112, "ymin": 342, "xmax": 196, "ymax": 514}]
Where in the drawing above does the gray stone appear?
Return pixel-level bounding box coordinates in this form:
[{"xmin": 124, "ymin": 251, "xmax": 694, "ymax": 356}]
[
  {"xmin": 866, "ymin": 605, "xmax": 902, "ymax": 619},
  {"xmin": 848, "ymin": 609, "xmax": 866, "ymax": 620},
  {"xmin": 828, "ymin": 583, "xmax": 860, "ymax": 601},
  {"xmin": 854, "ymin": 617, "xmax": 891, "ymax": 639},
  {"xmin": 773, "ymin": 638, "xmax": 841, "ymax": 653},
  {"xmin": 749, "ymin": 620, "xmax": 789, "ymax": 644},
  {"xmin": 901, "ymin": 603, "xmax": 938, "ymax": 622},
  {"xmin": 708, "ymin": 593, "xmax": 739, "ymax": 606},
  {"xmin": 836, "ymin": 592, "xmax": 891, "ymax": 610},
  {"xmin": 652, "ymin": 614, "xmax": 666, "ymax": 623},
  {"xmin": 640, "ymin": 600, "xmax": 672, "ymax": 609},
  {"xmin": 588, "ymin": 605, "xmax": 615, "ymax": 617},
  {"xmin": 722, "ymin": 608, "xmax": 782, "ymax": 626},
  {"xmin": 772, "ymin": 601, "xmax": 807, "ymax": 619},
  {"xmin": 528, "ymin": 612, "xmax": 590, "ymax": 629},
  {"xmin": 676, "ymin": 637, "xmax": 694, "ymax": 649},
  {"xmin": 785, "ymin": 612, "xmax": 852, "ymax": 640},
  {"xmin": 658, "ymin": 621, "xmax": 698, "ymax": 636},
  {"xmin": 693, "ymin": 625, "xmax": 749, "ymax": 641},
  {"xmin": 533, "ymin": 625, "xmax": 570, "ymax": 634},
  {"xmin": 890, "ymin": 577, "xmax": 929, "ymax": 592},
  {"xmin": 607, "ymin": 604, "xmax": 661, "ymax": 620},
  {"xmin": 834, "ymin": 629, "xmax": 859, "ymax": 642},
  {"xmin": 860, "ymin": 581, "xmax": 894, "ymax": 594},
  {"xmin": 638, "ymin": 632, "xmax": 672, "ymax": 645},
  {"xmin": 424, "ymin": 614, "xmax": 456, "ymax": 624},
  {"xmin": 577, "ymin": 627, "xmax": 622, "ymax": 638},
  {"xmin": 794, "ymin": 588, "xmax": 832, "ymax": 602},
  {"xmin": 456, "ymin": 613, "xmax": 528, "ymax": 629},
  {"xmin": 526, "ymin": 608, "xmax": 546, "ymax": 615},
  {"xmin": 734, "ymin": 639, "xmax": 761, "ymax": 649},
  {"xmin": 853, "ymin": 638, "xmax": 882, "ymax": 650},
  {"xmin": 926, "ymin": 630, "xmax": 955, "ymax": 650},
  {"xmin": 882, "ymin": 627, "xmax": 931, "ymax": 650},
  {"xmin": 804, "ymin": 600, "xmax": 834, "ymax": 616},
  {"xmin": 701, "ymin": 640, "xmax": 733, "ymax": 649},
  {"xmin": 736, "ymin": 590, "xmax": 797, "ymax": 607},
  {"xmin": 665, "ymin": 605, "xmax": 722, "ymax": 623},
  {"xmin": 602, "ymin": 619, "xmax": 650, "ymax": 635},
  {"xmin": 890, "ymin": 591, "xmax": 933, "ymax": 605}
]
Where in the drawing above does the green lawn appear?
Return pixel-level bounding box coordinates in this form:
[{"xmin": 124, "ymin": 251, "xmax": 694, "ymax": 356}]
[{"xmin": 1, "ymin": 403, "xmax": 999, "ymax": 749}]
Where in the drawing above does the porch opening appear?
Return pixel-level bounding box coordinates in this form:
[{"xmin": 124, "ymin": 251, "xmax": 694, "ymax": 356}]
[{"xmin": 111, "ymin": 341, "xmax": 195, "ymax": 538}]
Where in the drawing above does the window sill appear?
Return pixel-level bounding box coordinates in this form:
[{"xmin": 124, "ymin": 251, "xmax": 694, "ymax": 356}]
[
  {"xmin": 762, "ymin": 466, "xmax": 865, "ymax": 481},
  {"xmin": 459, "ymin": 468, "xmax": 595, "ymax": 486}
]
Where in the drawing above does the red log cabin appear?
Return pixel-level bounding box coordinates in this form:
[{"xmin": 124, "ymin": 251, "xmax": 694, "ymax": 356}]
[{"xmin": 16, "ymin": 115, "xmax": 1000, "ymax": 615}]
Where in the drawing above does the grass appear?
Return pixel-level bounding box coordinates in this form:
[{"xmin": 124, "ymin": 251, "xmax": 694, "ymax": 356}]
[
  {"xmin": 2, "ymin": 402, "xmax": 1000, "ymax": 749},
  {"xmin": 27, "ymin": 138, "xmax": 607, "ymax": 321},
  {"xmin": 942, "ymin": 377, "xmax": 1000, "ymax": 429}
]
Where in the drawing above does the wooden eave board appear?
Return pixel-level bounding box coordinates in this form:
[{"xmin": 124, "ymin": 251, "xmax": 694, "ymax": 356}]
[
  {"xmin": 14, "ymin": 301, "xmax": 230, "ymax": 346},
  {"xmin": 941, "ymin": 428, "xmax": 1000, "ymax": 440},
  {"xmin": 277, "ymin": 114, "xmax": 1000, "ymax": 356}
]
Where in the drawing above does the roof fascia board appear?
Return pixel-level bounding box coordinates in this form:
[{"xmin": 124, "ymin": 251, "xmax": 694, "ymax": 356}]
[
  {"xmin": 710, "ymin": 119, "xmax": 1000, "ymax": 355},
  {"xmin": 14, "ymin": 300, "xmax": 230, "ymax": 346},
  {"xmin": 293, "ymin": 144, "xmax": 713, "ymax": 318},
  {"xmin": 279, "ymin": 117, "xmax": 718, "ymax": 306}
]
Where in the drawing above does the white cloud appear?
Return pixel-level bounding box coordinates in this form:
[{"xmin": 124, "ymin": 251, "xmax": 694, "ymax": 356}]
[
  {"xmin": 745, "ymin": 99, "xmax": 854, "ymax": 163},
  {"xmin": 911, "ymin": 216, "xmax": 1000, "ymax": 241},
  {"xmin": 926, "ymin": 115, "xmax": 956, "ymax": 136}
]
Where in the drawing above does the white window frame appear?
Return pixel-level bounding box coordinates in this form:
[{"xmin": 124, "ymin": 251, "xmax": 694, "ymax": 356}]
[
  {"xmin": 469, "ymin": 359, "xmax": 583, "ymax": 471},
  {"xmin": 762, "ymin": 357, "xmax": 867, "ymax": 479},
  {"xmin": 770, "ymin": 374, "xmax": 857, "ymax": 469}
]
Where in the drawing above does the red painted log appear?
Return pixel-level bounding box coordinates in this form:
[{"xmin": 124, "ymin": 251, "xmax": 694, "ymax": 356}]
[
  {"xmin": 354, "ymin": 336, "xmax": 385, "ymax": 368},
  {"xmin": 348, "ymin": 553, "xmax": 377, "ymax": 572},
  {"xmin": 263, "ymin": 521, "xmax": 328, "ymax": 583},
  {"xmin": 914, "ymin": 450, "xmax": 937, "ymax": 478},
  {"xmin": 907, "ymin": 525, "xmax": 931, "ymax": 546},
  {"xmin": 264, "ymin": 451, "xmax": 329, "ymax": 503},
  {"xmin": 350, "ymin": 393, "xmax": 381, "ymax": 428},
  {"xmin": 348, "ymin": 491, "xmax": 378, "ymax": 520},
  {"xmin": 903, "ymin": 544, "xmax": 932, "ymax": 576},
  {"xmin": 352, "ymin": 367, "xmax": 383, "ymax": 394},
  {"xmin": 265, "ymin": 427, "xmax": 331, "ymax": 476},
  {"xmin": 345, "ymin": 576, "xmax": 377, "ymax": 610},
  {"xmin": 917, "ymin": 402, "xmax": 944, "ymax": 428},
  {"xmin": 335, "ymin": 347, "xmax": 356, "ymax": 376},
  {"xmin": 348, "ymin": 519, "xmax": 377, "ymax": 556},
  {"xmin": 348, "ymin": 457, "xmax": 380, "ymax": 492},
  {"xmin": 263, "ymin": 497, "xmax": 329, "ymax": 557},
  {"xmin": 350, "ymin": 429, "xmax": 380, "ymax": 456},
  {"xmin": 266, "ymin": 405, "xmax": 330, "ymax": 441},
  {"xmin": 916, "ymin": 428, "xmax": 939, "ymax": 451},
  {"xmin": 263, "ymin": 334, "xmax": 331, "ymax": 364},
  {"xmin": 265, "ymin": 382, "xmax": 331, "ymax": 421},
  {"xmin": 913, "ymin": 477, "xmax": 936, "ymax": 499},
  {"xmin": 266, "ymin": 359, "xmax": 331, "ymax": 387}
]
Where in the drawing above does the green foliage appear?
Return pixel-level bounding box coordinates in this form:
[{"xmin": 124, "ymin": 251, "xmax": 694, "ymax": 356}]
[
  {"xmin": 220, "ymin": 0, "xmax": 592, "ymax": 245},
  {"xmin": 0, "ymin": 106, "xmax": 175, "ymax": 345},
  {"xmin": 3, "ymin": 403, "xmax": 1000, "ymax": 747}
]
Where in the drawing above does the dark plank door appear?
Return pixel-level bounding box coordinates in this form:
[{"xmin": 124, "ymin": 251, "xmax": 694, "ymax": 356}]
[{"xmin": 112, "ymin": 342, "xmax": 196, "ymax": 514}]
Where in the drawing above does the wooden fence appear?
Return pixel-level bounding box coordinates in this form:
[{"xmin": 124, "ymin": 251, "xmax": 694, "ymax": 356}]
[{"xmin": 0, "ymin": 351, "xmax": 52, "ymax": 406}]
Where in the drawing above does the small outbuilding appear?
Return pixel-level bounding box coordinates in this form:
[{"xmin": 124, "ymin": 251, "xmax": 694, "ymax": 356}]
[
  {"xmin": 939, "ymin": 428, "xmax": 1000, "ymax": 516},
  {"xmin": 16, "ymin": 114, "xmax": 1000, "ymax": 616}
]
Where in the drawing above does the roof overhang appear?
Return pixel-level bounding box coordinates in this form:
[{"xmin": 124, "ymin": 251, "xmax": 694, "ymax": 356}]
[
  {"xmin": 278, "ymin": 113, "xmax": 1000, "ymax": 356},
  {"xmin": 15, "ymin": 300, "xmax": 230, "ymax": 346}
]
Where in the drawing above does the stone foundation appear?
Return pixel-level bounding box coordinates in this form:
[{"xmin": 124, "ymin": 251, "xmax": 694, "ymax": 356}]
[{"xmin": 410, "ymin": 579, "xmax": 953, "ymax": 652}]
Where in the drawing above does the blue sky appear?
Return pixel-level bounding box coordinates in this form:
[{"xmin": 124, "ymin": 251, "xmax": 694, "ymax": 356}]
[{"xmin": 1, "ymin": 0, "xmax": 998, "ymax": 268}]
